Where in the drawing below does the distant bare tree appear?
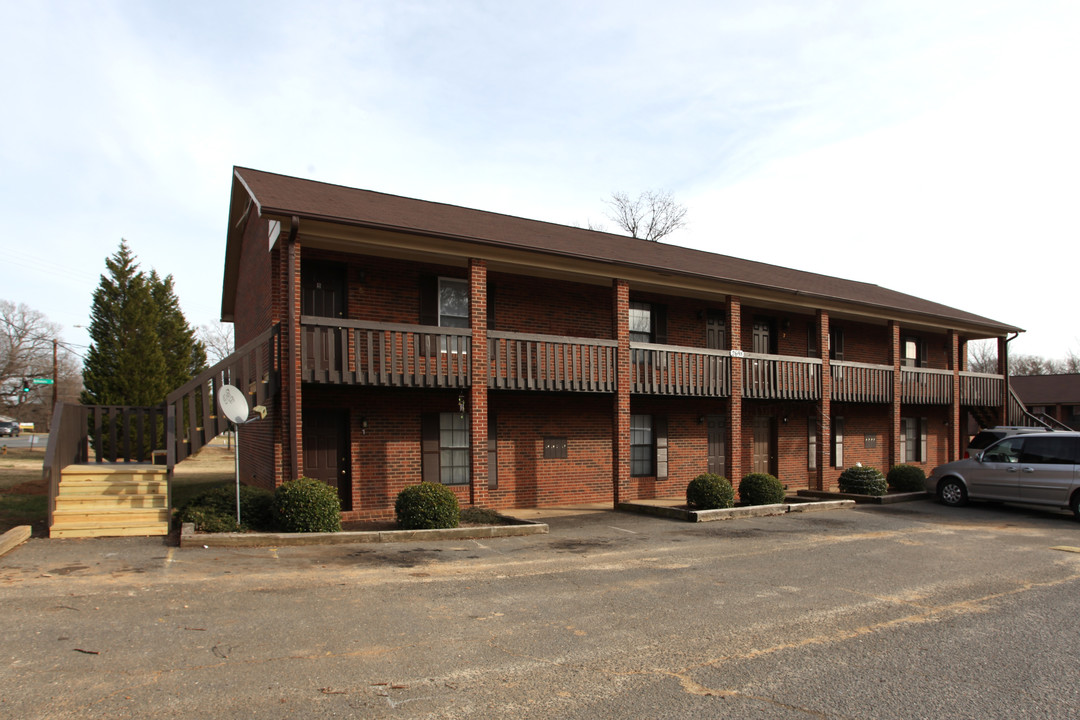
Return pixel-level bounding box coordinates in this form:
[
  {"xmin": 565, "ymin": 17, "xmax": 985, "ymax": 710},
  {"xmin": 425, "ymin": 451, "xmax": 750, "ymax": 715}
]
[
  {"xmin": 198, "ymin": 322, "xmax": 235, "ymax": 365},
  {"xmin": 0, "ymin": 300, "xmax": 81, "ymax": 424},
  {"xmin": 600, "ymin": 190, "xmax": 688, "ymax": 242},
  {"xmin": 1010, "ymin": 354, "xmax": 1063, "ymax": 376},
  {"xmin": 967, "ymin": 340, "xmax": 998, "ymax": 374},
  {"xmin": 1064, "ymin": 349, "xmax": 1080, "ymax": 374}
]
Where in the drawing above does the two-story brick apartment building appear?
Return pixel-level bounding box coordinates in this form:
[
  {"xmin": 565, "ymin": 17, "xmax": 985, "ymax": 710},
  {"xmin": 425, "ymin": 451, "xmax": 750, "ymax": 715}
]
[{"xmin": 221, "ymin": 167, "xmax": 1020, "ymax": 520}]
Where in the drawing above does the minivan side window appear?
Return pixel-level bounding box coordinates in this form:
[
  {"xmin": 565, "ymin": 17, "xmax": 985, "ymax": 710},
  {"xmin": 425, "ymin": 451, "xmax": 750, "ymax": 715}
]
[
  {"xmin": 1021, "ymin": 437, "xmax": 1080, "ymax": 465},
  {"xmin": 982, "ymin": 438, "xmax": 1023, "ymax": 463}
]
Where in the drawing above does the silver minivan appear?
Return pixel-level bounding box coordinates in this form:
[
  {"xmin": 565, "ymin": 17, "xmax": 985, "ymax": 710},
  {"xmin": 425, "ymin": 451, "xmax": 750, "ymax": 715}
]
[{"xmin": 926, "ymin": 431, "xmax": 1080, "ymax": 519}]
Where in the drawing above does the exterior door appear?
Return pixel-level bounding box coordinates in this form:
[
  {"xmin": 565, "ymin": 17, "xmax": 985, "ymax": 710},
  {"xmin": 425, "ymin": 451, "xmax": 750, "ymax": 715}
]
[
  {"xmin": 706, "ymin": 311, "xmax": 726, "ymax": 350},
  {"xmin": 706, "ymin": 415, "xmax": 726, "ymax": 477},
  {"xmin": 967, "ymin": 436, "xmax": 1022, "ymax": 501},
  {"xmin": 303, "ymin": 409, "xmax": 351, "ymax": 511},
  {"xmin": 301, "ymin": 262, "xmax": 346, "ymax": 319},
  {"xmin": 752, "ymin": 320, "xmax": 773, "ymax": 354},
  {"xmin": 752, "ymin": 416, "xmax": 776, "ymax": 476}
]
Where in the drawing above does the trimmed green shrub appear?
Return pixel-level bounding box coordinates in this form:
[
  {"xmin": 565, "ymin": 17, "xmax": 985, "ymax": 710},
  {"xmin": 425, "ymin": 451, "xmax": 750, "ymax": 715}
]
[
  {"xmin": 838, "ymin": 464, "xmax": 887, "ymax": 496},
  {"xmin": 273, "ymin": 477, "xmax": 342, "ymax": 533},
  {"xmin": 175, "ymin": 484, "xmax": 275, "ymax": 532},
  {"xmin": 686, "ymin": 473, "xmax": 734, "ymax": 510},
  {"xmin": 887, "ymin": 464, "xmax": 927, "ymax": 492},
  {"xmin": 739, "ymin": 473, "xmax": 786, "ymax": 506},
  {"xmin": 460, "ymin": 506, "xmax": 504, "ymax": 525},
  {"xmin": 395, "ymin": 482, "xmax": 461, "ymax": 530}
]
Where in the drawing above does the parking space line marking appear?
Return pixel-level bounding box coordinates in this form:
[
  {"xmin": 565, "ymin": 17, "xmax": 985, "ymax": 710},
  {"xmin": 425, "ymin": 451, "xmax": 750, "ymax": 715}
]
[
  {"xmin": 1050, "ymin": 546, "xmax": 1080, "ymax": 553},
  {"xmin": 609, "ymin": 526, "xmax": 637, "ymax": 534}
]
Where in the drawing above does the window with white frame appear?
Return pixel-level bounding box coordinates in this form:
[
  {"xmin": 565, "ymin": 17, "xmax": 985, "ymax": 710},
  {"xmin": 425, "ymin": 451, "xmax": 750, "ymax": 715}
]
[
  {"xmin": 439, "ymin": 278, "xmax": 469, "ymax": 352},
  {"xmin": 629, "ymin": 302, "xmax": 652, "ymax": 344},
  {"xmin": 439, "ymin": 413, "xmax": 470, "ymax": 485},
  {"xmin": 630, "ymin": 414, "xmax": 654, "ymax": 476},
  {"xmin": 901, "ymin": 417, "xmax": 927, "ymax": 463}
]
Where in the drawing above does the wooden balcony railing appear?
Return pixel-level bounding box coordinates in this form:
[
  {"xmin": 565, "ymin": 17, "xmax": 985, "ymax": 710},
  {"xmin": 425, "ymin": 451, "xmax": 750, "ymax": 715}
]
[
  {"xmin": 742, "ymin": 353, "xmax": 821, "ymax": 400},
  {"xmin": 489, "ymin": 331, "xmax": 617, "ymax": 392},
  {"xmin": 631, "ymin": 343, "xmax": 732, "ymax": 397},
  {"xmin": 959, "ymin": 371, "xmax": 1004, "ymax": 407},
  {"xmin": 901, "ymin": 367, "xmax": 953, "ymax": 404},
  {"xmin": 301, "ymin": 317, "xmax": 471, "ymax": 388},
  {"xmin": 166, "ymin": 324, "xmax": 281, "ymax": 466},
  {"xmin": 831, "ymin": 361, "xmax": 893, "ymax": 403}
]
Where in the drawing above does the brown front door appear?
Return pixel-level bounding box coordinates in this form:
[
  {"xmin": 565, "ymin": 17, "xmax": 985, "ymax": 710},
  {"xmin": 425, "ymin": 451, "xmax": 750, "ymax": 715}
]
[
  {"xmin": 706, "ymin": 311, "xmax": 726, "ymax": 350},
  {"xmin": 706, "ymin": 415, "xmax": 726, "ymax": 477},
  {"xmin": 752, "ymin": 416, "xmax": 777, "ymax": 476},
  {"xmin": 303, "ymin": 409, "xmax": 351, "ymax": 511}
]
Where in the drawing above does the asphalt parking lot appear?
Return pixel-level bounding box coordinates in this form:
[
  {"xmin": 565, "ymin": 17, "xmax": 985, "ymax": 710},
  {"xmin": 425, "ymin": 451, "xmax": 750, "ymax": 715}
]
[{"xmin": 2, "ymin": 498, "xmax": 1079, "ymax": 719}]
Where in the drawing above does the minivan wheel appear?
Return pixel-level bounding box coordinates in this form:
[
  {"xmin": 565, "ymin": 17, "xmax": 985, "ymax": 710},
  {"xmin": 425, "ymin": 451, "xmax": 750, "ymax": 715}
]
[{"xmin": 939, "ymin": 479, "xmax": 967, "ymax": 507}]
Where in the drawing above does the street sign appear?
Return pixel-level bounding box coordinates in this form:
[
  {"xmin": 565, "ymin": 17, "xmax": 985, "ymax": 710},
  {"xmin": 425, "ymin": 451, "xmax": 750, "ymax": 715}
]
[{"xmin": 31, "ymin": 378, "xmax": 54, "ymax": 385}]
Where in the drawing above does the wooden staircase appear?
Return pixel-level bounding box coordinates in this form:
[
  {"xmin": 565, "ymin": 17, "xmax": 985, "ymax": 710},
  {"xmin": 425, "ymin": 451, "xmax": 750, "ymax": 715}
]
[{"xmin": 50, "ymin": 465, "xmax": 170, "ymax": 539}]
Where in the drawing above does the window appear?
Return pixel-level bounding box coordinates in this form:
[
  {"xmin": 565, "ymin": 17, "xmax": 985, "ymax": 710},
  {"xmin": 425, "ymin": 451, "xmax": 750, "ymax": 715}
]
[
  {"xmin": 831, "ymin": 417, "xmax": 844, "ymax": 468},
  {"xmin": 629, "ymin": 302, "xmax": 652, "ymax": 344},
  {"xmin": 829, "ymin": 327, "xmax": 844, "ymax": 361},
  {"xmin": 901, "ymin": 417, "xmax": 927, "ymax": 462},
  {"xmin": 631, "ymin": 415, "xmax": 654, "ymax": 476},
  {"xmin": 902, "ymin": 335, "xmax": 924, "ymax": 368},
  {"xmin": 438, "ymin": 413, "xmax": 470, "ymax": 484},
  {"xmin": 1021, "ymin": 437, "xmax": 1079, "ymax": 465},
  {"xmin": 438, "ymin": 278, "xmax": 468, "ymax": 353},
  {"xmin": 543, "ymin": 437, "xmax": 568, "ymax": 459}
]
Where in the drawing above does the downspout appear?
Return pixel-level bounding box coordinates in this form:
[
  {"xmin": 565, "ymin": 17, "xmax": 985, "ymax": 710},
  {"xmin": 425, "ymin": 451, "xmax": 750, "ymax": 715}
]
[
  {"xmin": 287, "ymin": 216, "xmax": 300, "ymax": 479},
  {"xmin": 1004, "ymin": 332, "xmax": 1019, "ymax": 424}
]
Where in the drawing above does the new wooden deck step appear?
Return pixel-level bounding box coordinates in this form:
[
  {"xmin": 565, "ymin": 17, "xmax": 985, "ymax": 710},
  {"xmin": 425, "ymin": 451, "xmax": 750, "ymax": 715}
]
[{"xmin": 51, "ymin": 465, "xmax": 170, "ymax": 539}]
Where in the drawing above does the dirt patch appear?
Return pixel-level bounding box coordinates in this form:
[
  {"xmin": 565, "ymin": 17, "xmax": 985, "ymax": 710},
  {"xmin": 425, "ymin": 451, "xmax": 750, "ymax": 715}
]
[{"xmin": 7, "ymin": 479, "xmax": 47, "ymax": 495}]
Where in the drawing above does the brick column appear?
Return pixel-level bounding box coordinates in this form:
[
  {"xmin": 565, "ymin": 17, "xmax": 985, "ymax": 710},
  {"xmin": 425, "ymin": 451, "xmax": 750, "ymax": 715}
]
[
  {"xmin": 469, "ymin": 259, "xmax": 489, "ymax": 508},
  {"xmin": 612, "ymin": 279, "xmax": 630, "ymax": 506},
  {"xmin": 949, "ymin": 330, "xmax": 961, "ymax": 461},
  {"xmin": 890, "ymin": 321, "xmax": 903, "ymax": 469},
  {"xmin": 727, "ymin": 296, "xmax": 743, "ymax": 483},
  {"xmin": 817, "ymin": 310, "xmax": 831, "ymax": 490},
  {"xmin": 286, "ymin": 226, "xmax": 302, "ymax": 482}
]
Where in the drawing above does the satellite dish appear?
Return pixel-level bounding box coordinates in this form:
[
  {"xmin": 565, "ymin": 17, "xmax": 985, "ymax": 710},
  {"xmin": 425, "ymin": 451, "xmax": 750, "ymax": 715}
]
[{"xmin": 217, "ymin": 384, "xmax": 250, "ymax": 424}]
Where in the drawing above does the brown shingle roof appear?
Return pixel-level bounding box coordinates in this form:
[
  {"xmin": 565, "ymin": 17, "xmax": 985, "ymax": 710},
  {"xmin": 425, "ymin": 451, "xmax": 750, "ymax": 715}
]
[
  {"xmin": 227, "ymin": 167, "xmax": 1021, "ymax": 333},
  {"xmin": 1010, "ymin": 375, "xmax": 1080, "ymax": 403}
]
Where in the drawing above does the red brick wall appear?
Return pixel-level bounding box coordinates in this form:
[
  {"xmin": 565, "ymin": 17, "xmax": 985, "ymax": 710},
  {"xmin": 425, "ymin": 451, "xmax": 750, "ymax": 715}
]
[{"xmin": 491, "ymin": 273, "xmax": 612, "ymax": 338}]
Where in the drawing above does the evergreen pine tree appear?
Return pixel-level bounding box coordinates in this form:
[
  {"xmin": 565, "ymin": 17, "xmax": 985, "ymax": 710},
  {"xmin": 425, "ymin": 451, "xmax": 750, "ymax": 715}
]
[
  {"xmin": 82, "ymin": 241, "xmax": 205, "ymax": 407},
  {"xmin": 150, "ymin": 270, "xmax": 207, "ymax": 391}
]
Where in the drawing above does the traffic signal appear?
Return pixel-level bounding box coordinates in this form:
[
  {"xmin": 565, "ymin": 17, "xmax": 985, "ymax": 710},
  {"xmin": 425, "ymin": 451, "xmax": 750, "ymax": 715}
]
[{"xmin": 21, "ymin": 379, "xmax": 30, "ymax": 393}]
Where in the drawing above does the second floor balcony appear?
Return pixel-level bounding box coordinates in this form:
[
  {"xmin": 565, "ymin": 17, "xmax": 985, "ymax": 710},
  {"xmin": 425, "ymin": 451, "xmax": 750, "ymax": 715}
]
[{"xmin": 299, "ymin": 318, "xmax": 1005, "ymax": 407}]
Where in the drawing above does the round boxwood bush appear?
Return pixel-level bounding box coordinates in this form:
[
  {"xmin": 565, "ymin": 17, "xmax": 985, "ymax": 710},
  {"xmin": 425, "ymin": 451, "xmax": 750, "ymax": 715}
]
[
  {"xmin": 273, "ymin": 477, "xmax": 342, "ymax": 533},
  {"xmin": 739, "ymin": 473, "xmax": 786, "ymax": 506},
  {"xmin": 686, "ymin": 473, "xmax": 734, "ymax": 510},
  {"xmin": 887, "ymin": 464, "xmax": 927, "ymax": 493},
  {"xmin": 395, "ymin": 482, "xmax": 461, "ymax": 530},
  {"xmin": 838, "ymin": 464, "xmax": 887, "ymax": 496},
  {"xmin": 175, "ymin": 484, "xmax": 275, "ymax": 532}
]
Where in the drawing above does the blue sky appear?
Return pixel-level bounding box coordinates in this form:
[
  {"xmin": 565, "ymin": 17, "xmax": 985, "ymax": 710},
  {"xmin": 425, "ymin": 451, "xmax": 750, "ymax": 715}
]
[{"xmin": 3, "ymin": 0, "xmax": 1077, "ymax": 361}]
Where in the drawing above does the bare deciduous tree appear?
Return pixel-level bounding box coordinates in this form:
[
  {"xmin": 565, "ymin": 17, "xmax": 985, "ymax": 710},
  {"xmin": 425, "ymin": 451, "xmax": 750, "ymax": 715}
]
[
  {"xmin": 197, "ymin": 321, "xmax": 235, "ymax": 364},
  {"xmin": 600, "ymin": 190, "xmax": 688, "ymax": 242},
  {"xmin": 967, "ymin": 340, "xmax": 998, "ymax": 374},
  {"xmin": 0, "ymin": 300, "xmax": 80, "ymax": 419}
]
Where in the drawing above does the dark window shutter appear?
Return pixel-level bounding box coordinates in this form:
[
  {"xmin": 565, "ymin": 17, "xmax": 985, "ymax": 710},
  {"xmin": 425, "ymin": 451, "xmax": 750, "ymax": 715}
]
[
  {"xmin": 421, "ymin": 413, "xmax": 440, "ymax": 484},
  {"xmin": 655, "ymin": 416, "xmax": 668, "ymax": 480},
  {"xmin": 831, "ymin": 327, "xmax": 845, "ymax": 361},
  {"xmin": 486, "ymin": 281, "xmax": 496, "ymax": 331},
  {"xmin": 652, "ymin": 304, "xmax": 668, "ymax": 345},
  {"xmin": 808, "ymin": 323, "xmax": 818, "ymax": 357},
  {"xmin": 420, "ymin": 275, "xmax": 438, "ymax": 355},
  {"xmin": 487, "ymin": 413, "xmax": 498, "ymax": 490},
  {"xmin": 920, "ymin": 339, "xmax": 929, "ymax": 368}
]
